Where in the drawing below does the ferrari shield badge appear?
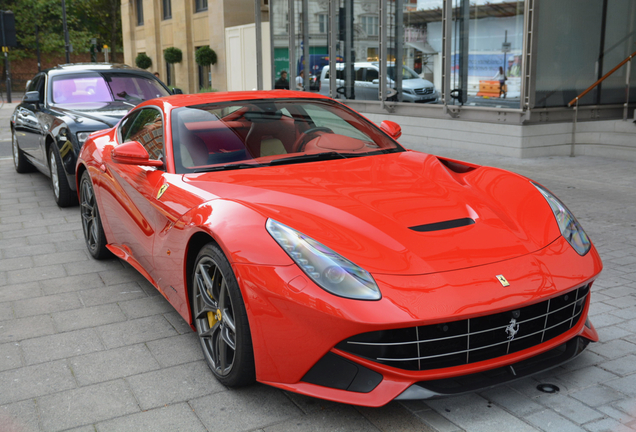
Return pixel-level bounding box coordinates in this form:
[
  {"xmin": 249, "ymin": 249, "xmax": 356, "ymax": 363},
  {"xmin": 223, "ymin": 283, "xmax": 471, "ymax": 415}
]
[
  {"xmin": 156, "ymin": 184, "xmax": 169, "ymax": 200},
  {"xmin": 496, "ymin": 274, "xmax": 510, "ymax": 287}
]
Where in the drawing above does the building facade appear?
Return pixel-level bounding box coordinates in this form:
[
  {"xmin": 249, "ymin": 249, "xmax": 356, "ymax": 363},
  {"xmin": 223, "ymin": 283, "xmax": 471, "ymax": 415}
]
[{"xmin": 121, "ymin": 0, "xmax": 261, "ymax": 93}]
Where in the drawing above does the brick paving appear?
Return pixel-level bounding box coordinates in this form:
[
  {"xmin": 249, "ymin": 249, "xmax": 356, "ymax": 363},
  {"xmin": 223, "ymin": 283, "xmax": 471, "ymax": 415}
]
[{"xmin": 1, "ymin": 101, "xmax": 635, "ymax": 431}]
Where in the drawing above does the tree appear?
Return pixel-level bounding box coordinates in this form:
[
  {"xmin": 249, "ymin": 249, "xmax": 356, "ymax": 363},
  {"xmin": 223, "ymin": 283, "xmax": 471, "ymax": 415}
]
[
  {"xmin": 0, "ymin": 0, "xmax": 122, "ymax": 61},
  {"xmin": 135, "ymin": 53, "xmax": 152, "ymax": 69},
  {"xmin": 195, "ymin": 46, "xmax": 217, "ymax": 67},
  {"xmin": 164, "ymin": 47, "xmax": 183, "ymax": 65}
]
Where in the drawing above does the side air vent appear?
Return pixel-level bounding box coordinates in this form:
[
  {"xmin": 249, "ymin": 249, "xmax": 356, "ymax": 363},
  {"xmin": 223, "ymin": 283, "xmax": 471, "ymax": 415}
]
[
  {"xmin": 410, "ymin": 218, "xmax": 475, "ymax": 232},
  {"xmin": 438, "ymin": 157, "xmax": 477, "ymax": 174}
]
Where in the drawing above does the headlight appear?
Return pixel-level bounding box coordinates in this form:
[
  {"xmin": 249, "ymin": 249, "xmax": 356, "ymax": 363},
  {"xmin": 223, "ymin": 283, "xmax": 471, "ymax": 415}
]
[
  {"xmin": 532, "ymin": 182, "xmax": 591, "ymax": 256},
  {"xmin": 266, "ymin": 219, "xmax": 381, "ymax": 300},
  {"xmin": 77, "ymin": 132, "xmax": 92, "ymax": 145},
  {"xmin": 403, "ymin": 89, "xmax": 415, "ymax": 95}
]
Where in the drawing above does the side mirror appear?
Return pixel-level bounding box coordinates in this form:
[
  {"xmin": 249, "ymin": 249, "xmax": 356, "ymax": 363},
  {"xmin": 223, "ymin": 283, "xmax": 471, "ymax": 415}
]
[
  {"xmin": 372, "ymin": 79, "xmax": 379, "ymax": 85},
  {"xmin": 380, "ymin": 120, "xmax": 402, "ymax": 140},
  {"xmin": 112, "ymin": 141, "xmax": 164, "ymax": 167},
  {"xmin": 172, "ymin": 88, "xmax": 183, "ymax": 95},
  {"xmin": 23, "ymin": 91, "xmax": 40, "ymax": 105}
]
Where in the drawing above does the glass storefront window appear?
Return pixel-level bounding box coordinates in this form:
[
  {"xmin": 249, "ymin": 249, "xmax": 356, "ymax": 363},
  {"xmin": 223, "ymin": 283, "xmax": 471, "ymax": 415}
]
[
  {"xmin": 599, "ymin": 0, "xmax": 636, "ymax": 105},
  {"xmin": 448, "ymin": 0, "xmax": 525, "ymax": 108},
  {"xmin": 534, "ymin": 0, "xmax": 604, "ymax": 108}
]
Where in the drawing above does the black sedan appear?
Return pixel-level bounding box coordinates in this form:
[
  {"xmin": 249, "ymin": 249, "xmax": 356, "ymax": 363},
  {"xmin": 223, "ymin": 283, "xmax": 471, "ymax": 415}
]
[{"xmin": 10, "ymin": 63, "xmax": 175, "ymax": 206}]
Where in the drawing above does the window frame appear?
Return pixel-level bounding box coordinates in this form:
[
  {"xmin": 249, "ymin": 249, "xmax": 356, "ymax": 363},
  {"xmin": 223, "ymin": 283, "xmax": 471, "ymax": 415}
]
[
  {"xmin": 136, "ymin": 0, "xmax": 144, "ymax": 26},
  {"xmin": 162, "ymin": 0, "xmax": 172, "ymax": 20},
  {"xmin": 195, "ymin": 0, "xmax": 208, "ymax": 13}
]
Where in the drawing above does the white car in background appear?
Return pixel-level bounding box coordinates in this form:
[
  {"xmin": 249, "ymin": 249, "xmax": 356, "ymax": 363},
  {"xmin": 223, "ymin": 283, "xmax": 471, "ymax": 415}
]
[{"xmin": 319, "ymin": 62, "xmax": 438, "ymax": 103}]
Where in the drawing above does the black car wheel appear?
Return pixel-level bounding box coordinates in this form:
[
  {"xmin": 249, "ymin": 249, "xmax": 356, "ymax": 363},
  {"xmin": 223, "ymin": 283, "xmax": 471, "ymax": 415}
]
[
  {"xmin": 192, "ymin": 243, "xmax": 255, "ymax": 387},
  {"xmin": 79, "ymin": 171, "xmax": 110, "ymax": 260},
  {"xmin": 48, "ymin": 146, "xmax": 77, "ymax": 207},
  {"xmin": 12, "ymin": 130, "xmax": 33, "ymax": 173}
]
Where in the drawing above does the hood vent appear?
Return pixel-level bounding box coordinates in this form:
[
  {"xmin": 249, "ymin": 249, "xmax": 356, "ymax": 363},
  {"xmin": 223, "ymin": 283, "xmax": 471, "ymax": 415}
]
[{"xmin": 410, "ymin": 217, "xmax": 475, "ymax": 232}]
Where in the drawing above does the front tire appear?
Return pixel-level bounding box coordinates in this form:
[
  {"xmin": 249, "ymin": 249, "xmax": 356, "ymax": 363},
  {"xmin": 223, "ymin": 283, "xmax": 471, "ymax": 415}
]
[
  {"xmin": 192, "ymin": 243, "xmax": 255, "ymax": 387},
  {"xmin": 79, "ymin": 171, "xmax": 110, "ymax": 260},
  {"xmin": 12, "ymin": 130, "xmax": 34, "ymax": 173},
  {"xmin": 48, "ymin": 146, "xmax": 77, "ymax": 207}
]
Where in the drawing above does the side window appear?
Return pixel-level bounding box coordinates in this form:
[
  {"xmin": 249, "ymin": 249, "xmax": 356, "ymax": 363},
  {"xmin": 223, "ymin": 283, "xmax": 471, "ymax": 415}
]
[
  {"xmin": 355, "ymin": 68, "xmax": 364, "ymax": 81},
  {"xmin": 366, "ymin": 68, "xmax": 378, "ymax": 82},
  {"xmin": 119, "ymin": 111, "xmax": 141, "ymax": 144},
  {"xmin": 122, "ymin": 108, "xmax": 164, "ymax": 161},
  {"xmin": 27, "ymin": 76, "xmax": 41, "ymax": 92}
]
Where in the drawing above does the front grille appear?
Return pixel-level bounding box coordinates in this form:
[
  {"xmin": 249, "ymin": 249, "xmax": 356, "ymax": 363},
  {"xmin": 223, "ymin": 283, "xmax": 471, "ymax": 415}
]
[
  {"xmin": 414, "ymin": 87, "xmax": 434, "ymax": 95},
  {"xmin": 336, "ymin": 285, "xmax": 589, "ymax": 371}
]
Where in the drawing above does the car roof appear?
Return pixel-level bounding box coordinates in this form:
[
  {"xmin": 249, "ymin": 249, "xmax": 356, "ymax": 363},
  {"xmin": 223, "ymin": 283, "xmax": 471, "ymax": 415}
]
[
  {"xmin": 43, "ymin": 63, "xmax": 154, "ymax": 76},
  {"xmin": 137, "ymin": 90, "xmax": 336, "ymax": 110}
]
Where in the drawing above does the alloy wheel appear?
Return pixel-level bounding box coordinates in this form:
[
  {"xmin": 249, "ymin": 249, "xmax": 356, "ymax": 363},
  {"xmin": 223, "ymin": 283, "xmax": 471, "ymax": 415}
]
[
  {"xmin": 50, "ymin": 150, "xmax": 60, "ymax": 199},
  {"xmin": 193, "ymin": 256, "xmax": 237, "ymax": 377},
  {"xmin": 12, "ymin": 133, "xmax": 19, "ymax": 167},
  {"xmin": 80, "ymin": 177, "xmax": 99, "ymax": 253}
]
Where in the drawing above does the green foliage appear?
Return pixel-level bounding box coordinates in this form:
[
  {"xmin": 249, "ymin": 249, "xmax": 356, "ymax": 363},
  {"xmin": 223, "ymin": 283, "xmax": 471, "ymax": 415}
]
[
  {"xmin": 198, "ymin": 87, "xmax": 219, "ymax": 93},
  {"xmin": 2, "ymin": 0, "xmax": 122, "ymax": 61},
  {"xmin": 135, "ymin": 53, "xmax": 152, "ymax": 69},
  {"xmin": 195, "ymin": 46, "xmax": 217, "ymax": 67},
  {"xmin": 164, "ymin": 47, "xmax": 183, "ymax": 64}
]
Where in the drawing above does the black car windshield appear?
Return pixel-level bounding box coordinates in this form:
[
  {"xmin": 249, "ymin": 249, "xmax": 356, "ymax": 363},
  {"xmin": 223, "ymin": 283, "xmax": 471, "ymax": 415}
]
[
  {"xmin": 171, "ymin": 99, "xmax": 404, "ymax": 174},
  {"xmin": 50, "ymin": 72, "xmax": 170, "ymax": 105}
]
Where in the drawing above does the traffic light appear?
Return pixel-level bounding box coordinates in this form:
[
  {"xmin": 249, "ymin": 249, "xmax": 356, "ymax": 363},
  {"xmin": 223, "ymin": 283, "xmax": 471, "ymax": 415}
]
[{"xmin": 0, "ymin": 10, "xmax": 17, "ymax": 47}]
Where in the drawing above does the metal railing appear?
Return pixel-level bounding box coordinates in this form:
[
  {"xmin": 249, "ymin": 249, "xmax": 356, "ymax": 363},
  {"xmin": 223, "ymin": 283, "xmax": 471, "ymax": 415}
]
[{"xmin": 567, "ymin": 50, "xmax": 636, "ymax": 157}]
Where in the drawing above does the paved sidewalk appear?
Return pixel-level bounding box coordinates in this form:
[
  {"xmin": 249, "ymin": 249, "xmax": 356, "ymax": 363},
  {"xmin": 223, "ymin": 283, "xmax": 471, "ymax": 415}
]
[{"xmin": 0, "ymin": 103, "xmax": 635, "ymax": 430}]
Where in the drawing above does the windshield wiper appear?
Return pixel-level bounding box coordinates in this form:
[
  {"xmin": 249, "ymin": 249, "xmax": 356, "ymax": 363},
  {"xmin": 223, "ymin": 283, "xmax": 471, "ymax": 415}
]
[
  {"xmin": 270, "ymin": 152, "xmax": 348, "ymax": 166},
  {"xmin": 193, "ymin": 163, "xmax": 264, "ymax": 173}
]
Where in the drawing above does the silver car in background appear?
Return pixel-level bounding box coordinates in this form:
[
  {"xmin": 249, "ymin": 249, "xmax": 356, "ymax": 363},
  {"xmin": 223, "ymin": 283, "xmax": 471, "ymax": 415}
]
[{"xmin": 318, "ymin": 62, "xmax": 438, "ymax": 103}]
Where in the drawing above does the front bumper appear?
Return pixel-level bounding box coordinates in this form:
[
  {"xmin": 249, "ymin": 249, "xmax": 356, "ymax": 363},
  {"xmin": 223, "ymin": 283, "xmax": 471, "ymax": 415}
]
[{"xmin": 235, "ymin": 236, "xmax": 602, "ymax": 406}]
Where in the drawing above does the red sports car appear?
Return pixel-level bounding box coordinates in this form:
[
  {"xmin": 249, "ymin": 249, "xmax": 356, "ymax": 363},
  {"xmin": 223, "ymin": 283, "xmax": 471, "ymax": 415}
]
[{"xmin": 76, "ymin": 91, "xmax": 602, "ymax": 407}]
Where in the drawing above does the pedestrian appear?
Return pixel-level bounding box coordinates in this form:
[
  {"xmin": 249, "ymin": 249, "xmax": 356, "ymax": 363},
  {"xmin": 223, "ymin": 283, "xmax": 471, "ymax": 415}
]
[
  {"xmin": 275, "ymin": 70, "xmax": 289, "ymax": 89},
  {"xmin": 295, "ymin": 70, "xmax": 304, "ymax": 91},
  {"xmin": 493, "ymin": 66, "xmax": 506, "ymax": 98}
]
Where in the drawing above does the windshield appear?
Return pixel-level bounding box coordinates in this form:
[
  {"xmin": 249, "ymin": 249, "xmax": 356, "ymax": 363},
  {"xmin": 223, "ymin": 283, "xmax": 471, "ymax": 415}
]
[
  {"xmin": 171, "ymin": 99, "xmax": 403, "ymax": 174},
  {"xmin": 50, "ymin": 72, "xmax": 170, "ymax": 105},
  {"xmin": 387, "ymin": 65, "xmax": 420, "ymax": 81}
]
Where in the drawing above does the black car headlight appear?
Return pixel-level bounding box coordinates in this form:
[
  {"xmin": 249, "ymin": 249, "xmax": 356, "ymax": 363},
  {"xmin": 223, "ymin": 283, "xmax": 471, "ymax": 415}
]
[
  {"xmin": 532, "ymin": 182, "xmax": 591, "ymax": 256},
  {"xmin": 266, "ymin": 219, "xmax": 381, "ymax": 300}
]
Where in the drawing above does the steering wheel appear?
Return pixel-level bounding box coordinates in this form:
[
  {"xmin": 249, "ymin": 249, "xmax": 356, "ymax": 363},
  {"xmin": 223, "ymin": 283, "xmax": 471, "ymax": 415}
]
[
  {"xmin": 302, "ymin": 126, "xmax": 333, "ymax": 135},
  {"xmin": 294, "ymin": 127, "xmax": 334, "ymax": 152}
]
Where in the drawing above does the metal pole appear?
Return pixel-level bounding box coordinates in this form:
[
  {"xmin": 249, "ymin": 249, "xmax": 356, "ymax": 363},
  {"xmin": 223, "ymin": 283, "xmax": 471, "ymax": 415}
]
[
  {"xmin": 36, "ymin": 25, "xmax": 41, "ymax": 72},
  {"xmin": 344, "ymin": 0, "xmax": 353, "ymax": 99},
  {"xmin": 624, "ymin": 58, "xmax": 631, "ymax": 120},
  {"xmin": 302, "ymin": 0, "xmax": 309, "ymax": 91},
  {"xmin": 62, "ymin": 0, "xmax": 71, "ymax": 63},
  {"xmin": 570, "ymin": 98, "xmax": 578, "ymax": 157},
  {"xmin": 255, "ymin": 0, "xmax": 263, "ymax": 90},
  {"xmin": 328, "ymin": 0, "xmax": 337, "ymax": 98},
  {"xmin": 379, "ymin": 0, "xmax": 387, "ymax": 106},
  {"xmin": 288, "ymin": 0, "xmax": 296, "ymax": 90},
  {"xmin": 395, "ymin": 0, "xmax": 404, "ymax": 102},
  {"xmin": 269, "ymin": 0, "xmax": 275, "ymax": 89},
  {"xmin": 1, "ymin": 11, "xmax": 11, "ymax": 103},
  {"xmin": 442, "ymin": 0, "xmax": 452, "ymax": 106}
]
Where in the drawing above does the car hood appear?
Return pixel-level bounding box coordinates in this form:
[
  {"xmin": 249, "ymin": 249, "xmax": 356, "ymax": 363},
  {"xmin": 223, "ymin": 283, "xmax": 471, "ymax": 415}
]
[
  {"xmin": 183, "ymin": 151, "xmax": 561, "ymax": 275},
  {"xmin": 53, "ymin": 101, "xmax": 132, "ymax": 128}
]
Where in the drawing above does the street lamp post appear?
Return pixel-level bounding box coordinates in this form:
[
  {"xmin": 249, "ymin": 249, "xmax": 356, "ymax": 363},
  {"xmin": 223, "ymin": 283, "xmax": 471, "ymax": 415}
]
[{"xmin": 62, "ymin": 0, "xmax": 70, "ymax": 63}]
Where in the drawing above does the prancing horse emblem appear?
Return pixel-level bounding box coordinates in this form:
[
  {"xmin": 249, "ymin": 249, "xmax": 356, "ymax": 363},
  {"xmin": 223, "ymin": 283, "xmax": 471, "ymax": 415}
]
[
  {"xmin": 156, "ymin": 184, "xmax": 169, "ymax": 200},
  {"xmin": 505, "ymin": 318, "xmax": 520, "ymax": 340}
]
